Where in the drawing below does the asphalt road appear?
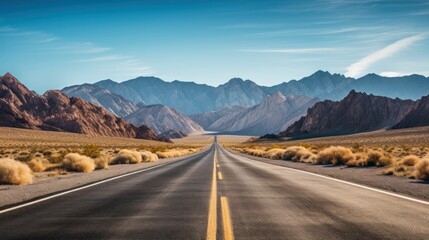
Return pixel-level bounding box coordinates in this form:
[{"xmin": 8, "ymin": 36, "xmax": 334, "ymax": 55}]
[{"xmin": 1, "ymin": 139, "xmax": 429, "ymax": 239}]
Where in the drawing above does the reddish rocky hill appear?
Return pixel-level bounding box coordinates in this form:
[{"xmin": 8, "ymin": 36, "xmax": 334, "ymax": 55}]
[
  {"xmin": 280, "ymin": 90, "xmax": 415, "ymax": 138},
  {"xmin": 392, "ymin": 95, "xmax": 429, "ymax": 129},
  {"xmin": 0, "ymin": 73, "xmax": 164, "ymax": 141}
]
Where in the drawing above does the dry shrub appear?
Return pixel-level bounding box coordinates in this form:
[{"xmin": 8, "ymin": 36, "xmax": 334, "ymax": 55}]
[
  {"xmin": 111, "ymin": 149, "xmax": 142, "ymax": 164},
  {"xmin": 156, "ymin": 149, "xmax": 197, "ymax": 159},
  {"xmin": 94, "ymin": 155, "xmax": 110, "ymax": 169},
  {"xmin": 242, "ymin": 148, "xmax": 266, "ymax": 157},
  {"xmin": 264, "ymin": 148, "xmax": 286, "ymax": 159},
  {"xmin": 28, "ymin": 157, "xmax": 50, "ymax": 172},
  {"xmin": 62, "ymin": 153, "xmax": 95, "ymax": 172},
  {"xmin": 347, "ymin": 150, "xmax": 392, "ymax": 167},
  {"xmin": 82, "ymin": 144, "xmax": 101, "ymax": 158},
  {"xmin": 316, "ymin": 146, "xmax": 356, "ymax": 165},
  {"xmin": 282, "ymin": 146, "xmax": 316, "ymax": 163},
  {"xmin": 414, "ymin": 158, "xmax": 429, "ymax": 181},
  {"xmin": 0, "ymin": 158, "xmax": 33, "ymax": 185},
  {"xmin": 140, "ymin": 151, "xmax": 158, "ymax": 162},
  {"xmin": 367, "ymin": 150, "xmax": 391, "ymax": 167},
  {"xmin": 383, "ymin": 155, "xmax": 421, "ymax": 177},
  {"xmin": 48, "ymin": 152, "xmax": 63, "ymax": 163},
  {"xmin": 401, "ymin": 155, "xmax": 419, "ymax": 166}
]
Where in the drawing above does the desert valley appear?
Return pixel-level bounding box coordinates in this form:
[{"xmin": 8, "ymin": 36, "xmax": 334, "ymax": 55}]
[{"xmin": 2, "ymin": 1, "xmax": 429, "ymax": 239}]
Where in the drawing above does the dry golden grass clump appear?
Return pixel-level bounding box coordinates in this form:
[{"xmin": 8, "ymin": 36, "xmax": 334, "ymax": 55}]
[
  {"xmin": 156, "ymin": 148, "xmax": 199, "ymax": 159},
  {"xmin": 94, "ymin": 155, "xmax": 110, "ymax": 169},
  {"xmin": 28, "ymin": 157, "xmax": 51, "ymax": 172},
  {"xmin": 263, "ymin": 148, "xmax": 286, "ymax": 159},
  {"xmin": 383, "ymin": 155, "xmax": 420, "ymax": 177},
  {"xmin": 347, "ymin": 150, "xmax": 392, "ymax": 167},
  {"xmin": 140, "ymin": 151, "xmax": 159, "ymax": 162},
  {"xmin": 62, "ymin": 153, "xmax": 96, "ymax": 172},
  {"xmin": 283, "ymin": 146, "xmax": 317, "ymax": 163},
  {"xmin": 414, "ymin": 158, "xmax": 429, "ymax": 180},
  {"xmin": 240, "ymin": 148, "xmax": 266, "ymax": 157},
  {"xmin": 0, "ymin": 158, "xmax": 33, "ymax": 185},
  {"xmin": 111, "ymin": 149, "xmax": 142, "ymax": 164},
  {"xmin": 81, "ymin": 144, "xmax": 101, "ymax": 158},
  {"xmin": 315, "ymin": 146, "xmax": 356, "ymax": 165}
]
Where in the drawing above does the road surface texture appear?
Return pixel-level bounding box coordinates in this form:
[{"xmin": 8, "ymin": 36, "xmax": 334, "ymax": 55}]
[{"xmin": 1, "ymin": 138, "xmax": 428, "ymax": 239}]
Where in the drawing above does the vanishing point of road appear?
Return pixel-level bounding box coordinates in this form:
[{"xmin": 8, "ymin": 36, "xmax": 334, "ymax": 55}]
[{"xmin": 1, "ymin": 136, "xmax": 428, "ymax": 239}]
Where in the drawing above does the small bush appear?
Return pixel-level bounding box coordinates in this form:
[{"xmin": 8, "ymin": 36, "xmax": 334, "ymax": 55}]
[
  {"xmin": 400, "ymin": 155, "xmax": 419, "ymax": 166},
  {"xmin": 264, "ymin": 148, "xmax": 286, "ymax": 159},
  {"xmin": 383, "ymin": 155, "xmax": 421, "ymax": 177},
  {"xmin": 0, "ymin": 158, "xmax": 33, "ymax": 185},
  {"xmin": 141, "ymin": 151, "xmax": 158, "ymax": 162},
  {"xmin": 156, "ymin": 149, "xmax": 197, "ymax": 159},
  {"xmin": 414, "ymin": 158, "xmax": 429, "ymax": 181},
  {"xmin": 28, "ymin": 157, "xmax": 50, "ymax": 172},
  {"xmin": 94, "ymin": 155, "xmax": 110, "ymax": 169},
  {"xmin": 82, "ymin": 144, "xmax": 101, "ymax": 158},
  {"xmin": 48, "ymin": 152, "xmax": 63, "ymax": 163},
  {"xmin": 316, "ymin": 146, "xmax": 355, "ymax": 165},
  {"xmin": 282, "ymin": 146, "xmax": 316, "ymax": 163},
  {"xmin": 62, "ymin": 153, "xmax": 95, "ymax": 172},
  {"xmin": 111, "ymin": 149, "xmax": 142, "ymax": 164}
]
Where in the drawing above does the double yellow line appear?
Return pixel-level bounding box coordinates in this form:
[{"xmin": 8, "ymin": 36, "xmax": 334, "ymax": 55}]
[{"xmin": 206, "ymin": 147, "xmax": 234, "ymax": 240}]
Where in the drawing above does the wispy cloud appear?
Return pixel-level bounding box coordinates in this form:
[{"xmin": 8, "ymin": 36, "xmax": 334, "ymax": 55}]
[
  {"xmin": 240, "ymin": 48, "xmax": 340, "ymax": 53},
  {"xmin": 345, "ymin": 34, "xmax": 425, "ymax": 78},
  {"xmin": 379, "ymin": 71, "xmax": 412, "ymax": 77}
]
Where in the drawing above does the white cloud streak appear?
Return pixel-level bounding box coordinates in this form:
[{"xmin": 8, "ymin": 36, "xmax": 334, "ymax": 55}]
[
  {"xmin": 345, "ymin": 34, "xmax": 425, "ymax": 78},
  {"xmin": 379, "ymin": 71, "xmax": 411, "ymax": 77}
]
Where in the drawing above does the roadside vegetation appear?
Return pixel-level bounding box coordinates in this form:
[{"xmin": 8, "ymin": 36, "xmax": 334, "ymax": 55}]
[
  {"xmin": 229, "ymin": 143, "xmax": 429, "ymax": 181},
  {"xmin": 0, "ymin": 144, "xmax": 202, "ymax": 185}
]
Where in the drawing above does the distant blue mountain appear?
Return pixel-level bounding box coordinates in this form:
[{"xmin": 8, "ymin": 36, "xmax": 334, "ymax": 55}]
[{"xmin": 63, "ymin": 71, "xmax": 429, "ymax": 115}]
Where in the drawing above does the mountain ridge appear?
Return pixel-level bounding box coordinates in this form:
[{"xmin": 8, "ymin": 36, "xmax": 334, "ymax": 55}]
[
  {"xmin": 63, "ymin": 71, "xmax": 429, "ymax": 115},
  {"xmin": 280, "ymin": 90, "xmax": 416, "ymax": 138}
]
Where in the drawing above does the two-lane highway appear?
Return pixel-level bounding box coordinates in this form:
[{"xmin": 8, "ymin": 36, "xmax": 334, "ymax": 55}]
[{"xmin": 1, "ymin": 138, "xmax": 429, "ymax": 239}]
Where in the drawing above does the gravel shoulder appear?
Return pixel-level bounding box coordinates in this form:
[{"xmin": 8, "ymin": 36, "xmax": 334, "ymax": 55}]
[
  {"xmin": 229, "ymin": 149, "xmax": 429, "ymax": 201},
  {"xmin": 0, "ymin": 149, "xmax": 208, "ymax": 209}
]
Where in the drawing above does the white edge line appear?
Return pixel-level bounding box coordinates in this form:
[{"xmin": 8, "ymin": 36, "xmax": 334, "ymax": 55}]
[
  {"xmin": 223, "ymin": 148, "xmax": 429, "ymax": 206},
  {"xmin": 0, "ymin": 161, "xmax": 173, "ymax": 215}
]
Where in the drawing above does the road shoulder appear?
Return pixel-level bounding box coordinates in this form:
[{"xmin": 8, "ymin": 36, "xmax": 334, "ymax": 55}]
[
  {"xmin": 228, "ymin": 149, "xmax": 429, "ymax": 201},
  {"xmin": 0, "ymin": 149, "xmax": 208, "ymax": 209}
]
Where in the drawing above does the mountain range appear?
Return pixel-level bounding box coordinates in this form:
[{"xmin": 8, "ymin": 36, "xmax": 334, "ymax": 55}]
[
  {"xmin": 0, "ymin": 73, "xmax": 165, "ymax": 141},
  {"xmin": 64, "ymin": 71, "xmax": 429, "ymax": 115},
  {"xmin": 280, "ymin": 90, "xmax": 417, "ymax": 138}
]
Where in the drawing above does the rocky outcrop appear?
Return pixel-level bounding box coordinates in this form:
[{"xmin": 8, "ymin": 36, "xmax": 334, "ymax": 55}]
[
  {"xmin": 159, "ymin": 130, "xmax": 188, "ymax": 139},
  {"xmin": 0, "ymin": 73, "xmax": 164, "ymax": 141},
  {"xmin": 281, "ymin": 90, "xmax": 415, "ymax": 138},
  {"xmin": 207, "ymin": 92, "xmax": 319, "ymax": 135},
  {"xmin": 124, "ymin": 104, "xmax": 203, "ymax": 134},
  {"xmin": 62, "ymin": 84, "xmax": 139, "ymax": 117},
  {"xmin": 392, "ymin": 95, "xmax": 429, "ymax": 129}
]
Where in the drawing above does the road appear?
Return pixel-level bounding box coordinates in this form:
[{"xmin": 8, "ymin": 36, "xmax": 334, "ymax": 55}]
[{"xmin": 1, "ymin": 138, "xmax": 429, "ymax": 239}]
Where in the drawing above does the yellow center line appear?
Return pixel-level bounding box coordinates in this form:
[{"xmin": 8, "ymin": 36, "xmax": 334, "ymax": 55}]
[
  {"xmin": 217, "ymin": 164, "xmax": 220, "ymax": 168},
  {"xmin": 218, "ymin": 171, "xmax": 223, "ymax": 180},
  {"xmin": 221, "ymin": 196, "xmax": 235, "ymax": 240},
  {"xmin": 206, "ymin": 147, "xmax": 217, "ymax": 240}
]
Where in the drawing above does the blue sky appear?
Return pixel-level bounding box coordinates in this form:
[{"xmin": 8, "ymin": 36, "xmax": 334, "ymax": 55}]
[{"xmin": 1, "ymin": 0, "xmax": 429, "ymax": 93}]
